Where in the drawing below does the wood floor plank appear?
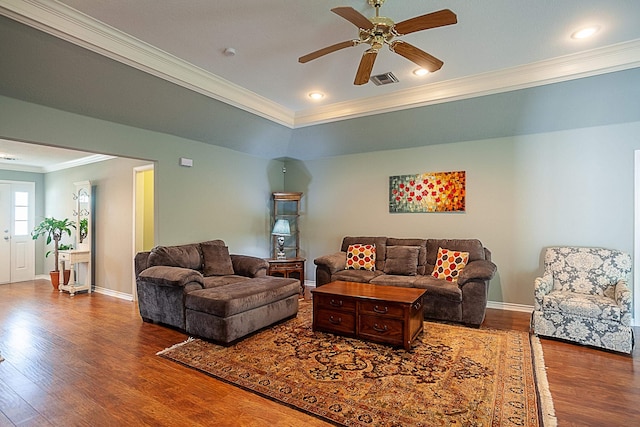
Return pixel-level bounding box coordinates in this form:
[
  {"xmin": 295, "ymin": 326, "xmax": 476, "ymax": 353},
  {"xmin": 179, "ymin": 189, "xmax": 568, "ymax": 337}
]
[{"xmin": 0, "ymin": 281, "xmax": 639, "ymax": 426}]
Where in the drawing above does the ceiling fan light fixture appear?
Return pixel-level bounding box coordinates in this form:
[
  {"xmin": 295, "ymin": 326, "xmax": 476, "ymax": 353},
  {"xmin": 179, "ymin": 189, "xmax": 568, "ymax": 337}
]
[
  {"xmin": 308, "ymin": 91, "xmax": 325, "ymax": 100},
  {"xmin": 571, "ymin": 26, "xmax": 600, "ymax": 39},
  {"xmin": 413, "ymin": 68, "xmax": 429, "ymax": 76}
]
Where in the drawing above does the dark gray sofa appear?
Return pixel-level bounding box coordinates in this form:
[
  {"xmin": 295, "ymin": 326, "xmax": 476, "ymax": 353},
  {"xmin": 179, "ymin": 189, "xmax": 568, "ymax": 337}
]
[
  {"xmin": 135, "ymin": 239, "xmax": 299, "ymax": 343},
  {"xmin": 314, "ymin": 237, "xmax": 496, "ymax": 326}
]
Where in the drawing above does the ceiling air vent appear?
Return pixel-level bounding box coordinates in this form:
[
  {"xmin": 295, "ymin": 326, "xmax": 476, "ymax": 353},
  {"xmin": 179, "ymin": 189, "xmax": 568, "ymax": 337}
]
[{"xmin": 370, "ymin": 72, "xmax": 399, "ymax": 86}]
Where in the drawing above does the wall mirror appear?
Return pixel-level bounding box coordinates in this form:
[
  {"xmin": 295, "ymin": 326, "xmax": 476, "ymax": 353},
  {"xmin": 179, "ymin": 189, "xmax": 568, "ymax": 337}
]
[{"xmin": 73, "ymin": 180, "xmax": 91, "ymax": 251}]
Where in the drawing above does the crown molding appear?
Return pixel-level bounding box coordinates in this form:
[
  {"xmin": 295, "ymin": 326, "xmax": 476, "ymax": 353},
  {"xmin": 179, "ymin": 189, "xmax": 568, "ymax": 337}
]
[
  {"xmin": 1, "ymin": 1, "xmax": 639, "ymax": 130},
  {"xmin": 0, "ymin": 0, "xmax": 295, "ymax": 127},
  {"xmin": 44, "ymin": 154, "xmax": 117, "ymax": 173},
  {"xmin": 294, "ymin": 38, "xmax": 640, "ymax": 127}
]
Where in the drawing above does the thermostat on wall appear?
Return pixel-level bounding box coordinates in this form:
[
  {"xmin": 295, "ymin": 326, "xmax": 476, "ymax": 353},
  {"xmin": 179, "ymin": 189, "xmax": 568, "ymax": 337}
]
[{"xmin": 179, "ymin": 157, "xmax": 193, "ymax": 167}]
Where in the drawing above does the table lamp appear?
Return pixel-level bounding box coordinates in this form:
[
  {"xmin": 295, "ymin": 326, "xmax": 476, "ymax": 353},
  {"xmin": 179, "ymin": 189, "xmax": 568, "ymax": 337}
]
[{"xmin": 272, "ymin": 219, "xmax": 290, "ymax": 259}]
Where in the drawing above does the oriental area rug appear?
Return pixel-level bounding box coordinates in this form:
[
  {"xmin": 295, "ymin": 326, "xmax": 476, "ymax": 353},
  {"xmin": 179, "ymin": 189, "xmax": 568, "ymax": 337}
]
[{"xmin": 158, "ymin": 302, "xmax": 556, "ymax": 427}]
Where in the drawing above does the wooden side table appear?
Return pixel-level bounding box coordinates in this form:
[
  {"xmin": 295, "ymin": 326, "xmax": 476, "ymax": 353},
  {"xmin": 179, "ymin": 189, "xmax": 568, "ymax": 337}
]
[{"xmin": 266, "ymin": 257, "xmax": 305, "ymax": 295}]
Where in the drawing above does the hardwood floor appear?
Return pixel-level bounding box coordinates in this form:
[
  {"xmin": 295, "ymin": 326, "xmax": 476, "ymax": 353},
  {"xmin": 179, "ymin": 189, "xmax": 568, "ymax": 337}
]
[{"xmin": 0, "ymin": 280, "xmax": 638, "ymax": 426}]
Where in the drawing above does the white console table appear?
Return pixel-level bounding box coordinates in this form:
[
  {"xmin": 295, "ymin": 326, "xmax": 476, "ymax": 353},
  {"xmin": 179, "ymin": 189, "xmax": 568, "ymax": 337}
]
[{"xmin": 58, "ymin": 250, "xmax": 91, "ymax": 296}]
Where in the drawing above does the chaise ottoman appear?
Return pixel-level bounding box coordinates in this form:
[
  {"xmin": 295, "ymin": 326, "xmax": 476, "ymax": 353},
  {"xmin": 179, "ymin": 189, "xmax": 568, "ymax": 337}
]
[{"xmin": 185, "ymin": 276, "xmax": 300, "ymax": 344}]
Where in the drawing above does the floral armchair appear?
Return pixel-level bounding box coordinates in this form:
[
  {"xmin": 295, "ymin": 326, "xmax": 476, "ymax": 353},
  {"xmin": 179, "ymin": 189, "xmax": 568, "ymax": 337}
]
[{"xmin": 531, "ymin": 247, "xmax": 633, "ymax": 353}]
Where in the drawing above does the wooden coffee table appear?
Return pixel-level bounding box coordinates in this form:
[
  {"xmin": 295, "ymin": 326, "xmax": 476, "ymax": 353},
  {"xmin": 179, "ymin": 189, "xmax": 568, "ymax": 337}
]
[{"xmin": 311, "ymin": 281, "xmax": 426, "ymax": 350}]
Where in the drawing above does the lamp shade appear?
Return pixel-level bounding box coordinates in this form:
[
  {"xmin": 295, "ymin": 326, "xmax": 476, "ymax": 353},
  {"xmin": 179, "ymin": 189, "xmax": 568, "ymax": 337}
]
[{"xmin": 271, "ymin": 219, "xmax": 291, "ymax": 236}]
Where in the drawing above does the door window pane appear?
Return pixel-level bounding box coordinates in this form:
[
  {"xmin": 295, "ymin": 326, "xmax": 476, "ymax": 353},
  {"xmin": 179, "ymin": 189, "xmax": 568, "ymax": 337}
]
[{"xmin": 14, "ymin": 191, "xmax": 29, "ymax": 236}]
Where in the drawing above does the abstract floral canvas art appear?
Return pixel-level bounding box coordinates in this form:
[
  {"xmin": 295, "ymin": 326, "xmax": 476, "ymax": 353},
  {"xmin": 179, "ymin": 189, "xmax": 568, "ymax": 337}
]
[{"xmin": 389, "ymin": 171, "xmax": 465, "ymax": 213}]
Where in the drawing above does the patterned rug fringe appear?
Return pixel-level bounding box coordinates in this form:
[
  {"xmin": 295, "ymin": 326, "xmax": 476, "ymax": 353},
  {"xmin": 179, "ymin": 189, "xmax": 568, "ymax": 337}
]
[
  {"xmin": 156, "ymin": 337, "xmax": 195, "ymax": 356},
  {"xmin": 531, "ymin": 335, "xmax": 558, "ymax": 427}
]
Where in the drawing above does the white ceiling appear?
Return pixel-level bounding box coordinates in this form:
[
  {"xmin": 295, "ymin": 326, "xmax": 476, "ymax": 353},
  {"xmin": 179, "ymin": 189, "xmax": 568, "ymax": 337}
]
[
  {"xmin": 0, "ymin": 139, "xmax": 115, "ymax": 173},
  {"xmin": 1, "ymin": 0, "xmax": 640, "ymax": 167}
]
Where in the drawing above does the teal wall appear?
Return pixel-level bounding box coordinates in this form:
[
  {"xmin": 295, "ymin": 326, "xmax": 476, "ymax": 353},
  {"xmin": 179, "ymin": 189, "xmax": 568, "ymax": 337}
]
[
  {"xmin": 1, "ymin": 95, "xmax": 285, "ymax": 295},
  {"xmin": 287, "ymin": 123, "xmax": 640, "ymax": 305},
  {"xmin": 2, "ymin": 93, "xmax": 640, "ymax": 305}
]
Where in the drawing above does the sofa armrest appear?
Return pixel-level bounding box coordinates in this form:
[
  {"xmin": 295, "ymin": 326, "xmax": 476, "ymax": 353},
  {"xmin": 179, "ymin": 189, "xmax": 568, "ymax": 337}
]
[
  {"xmin": 533, "ymin": 274, "xmax": 553, "ymax": 311},
  {"xmin": 615, "ymin": 279, "xmax": 633, "ymax": 326},
  {"xmin": 314, "ymin": 252, "xmax": 347, "ymax": 274},
  {"xmin": 134, "ymin": 251, "xmax": 150, "ymax": 278},
  {"xmin": 137, "ymin": 266, "xmax": 204, "ymax": 288},
  {"xmin": 230, "ymin": 254, "xmax": 269, "ymax": 277},
  {"xmin": 457, "ymin": 259, "xmax": 496, "ymax": 286}
]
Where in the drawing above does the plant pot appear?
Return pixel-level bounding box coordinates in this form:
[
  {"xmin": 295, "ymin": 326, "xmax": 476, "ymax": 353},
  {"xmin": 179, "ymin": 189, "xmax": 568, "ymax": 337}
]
[
  {"xmin": 49, "ymin": 271, "xmax": 61, "ymax": 290},
  {"xmin": 63, "ymin": 269, "xmax": 71, "ymax": 285}
]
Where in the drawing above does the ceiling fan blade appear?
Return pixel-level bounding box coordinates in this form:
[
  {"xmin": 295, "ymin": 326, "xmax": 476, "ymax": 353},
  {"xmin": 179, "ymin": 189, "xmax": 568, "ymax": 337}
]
[
  {"xmin": 390, "ymin": 40, "xmax": 443, "ymax": 72},
  {"xmin": 393, "ymin": 9, "xmax": 457, "ymax": 36},
  {"xmin": 354, "ymin": 49, "xmax": 378, "ymax": 85},
  {"xmin": 331, "ymin": 6, "xmax": 374, "ymax": 30},
  {"xmin": 298, "ymin": 40, "xmax": 358, "ymax": 63}
]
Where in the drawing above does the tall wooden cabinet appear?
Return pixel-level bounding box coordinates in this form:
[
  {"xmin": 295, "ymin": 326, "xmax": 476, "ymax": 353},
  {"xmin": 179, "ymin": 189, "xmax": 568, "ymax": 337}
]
[
  {"xmin": 271, "ymin": 192, "xmax": 302, "ymax": 259},
  {"xmin": 267, "ymin": 192, "xmax": 305, "ymax": 295}
]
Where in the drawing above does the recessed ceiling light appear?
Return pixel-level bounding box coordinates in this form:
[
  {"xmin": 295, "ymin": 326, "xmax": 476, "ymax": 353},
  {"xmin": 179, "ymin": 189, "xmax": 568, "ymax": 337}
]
[
  {"xmin": 308, "ymin": 92, "xmax": 325, "ymax": 100},
  {"xmin": 571, "ymin": 26, "xmax": 600, "ymax": 39},
  {"xmin": 413, "ymin": 68, "xmax": 429, "ymax": 76}
]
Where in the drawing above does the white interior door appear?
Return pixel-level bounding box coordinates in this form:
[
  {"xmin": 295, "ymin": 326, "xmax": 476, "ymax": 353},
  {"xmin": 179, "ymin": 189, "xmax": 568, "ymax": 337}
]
[
  {"xmin": 0, "ymin": 183, "xmax": 10, "ymax": 283},
  {"xmin": 0, "ymin": 181, "xmax": 35, "ymax": 283}
]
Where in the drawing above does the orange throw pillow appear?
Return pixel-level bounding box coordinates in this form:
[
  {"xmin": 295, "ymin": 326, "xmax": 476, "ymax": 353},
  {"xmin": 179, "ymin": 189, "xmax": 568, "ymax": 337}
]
[
  {"xmin": 432, "ymin": 247, "xmax": 469, "ymax": 282},
  {"xmin": 345, "ymin": 244, "xmax": 376, "ymax": 271}
]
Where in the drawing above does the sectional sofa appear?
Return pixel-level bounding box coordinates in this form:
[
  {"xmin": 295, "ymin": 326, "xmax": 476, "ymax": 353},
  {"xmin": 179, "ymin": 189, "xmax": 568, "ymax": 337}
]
[{"xmin": 134, "ymin": 240, "xmax": 300, "ymax": 344}]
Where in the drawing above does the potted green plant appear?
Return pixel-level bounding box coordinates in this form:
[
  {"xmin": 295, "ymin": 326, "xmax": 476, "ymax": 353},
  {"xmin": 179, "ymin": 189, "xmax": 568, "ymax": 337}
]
[{"xmin": 31, "ymin": 217, "xmax": 76, "ymax": 289}]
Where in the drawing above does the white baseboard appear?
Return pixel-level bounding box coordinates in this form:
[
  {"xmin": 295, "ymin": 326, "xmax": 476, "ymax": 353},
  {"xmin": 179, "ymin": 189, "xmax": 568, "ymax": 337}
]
[
  {"xmin": 93, "ymin": 286, "xmax": 134, "ymax": 301},
  {"xmin": 487, "ymin": 301, "xmax": 534, "ymax": 313}
]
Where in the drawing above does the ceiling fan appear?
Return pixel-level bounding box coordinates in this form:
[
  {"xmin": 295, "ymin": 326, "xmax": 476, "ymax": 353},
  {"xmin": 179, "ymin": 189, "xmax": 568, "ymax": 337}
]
[{"xmin": 298, "ymin": 0, "xmax": 457, "ymax": 85}]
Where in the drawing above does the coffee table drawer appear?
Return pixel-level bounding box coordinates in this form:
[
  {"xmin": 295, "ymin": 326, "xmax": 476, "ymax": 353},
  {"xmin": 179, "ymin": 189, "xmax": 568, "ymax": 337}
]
[
  {"xmin": 315, "ymin": 294, "xmax": 356, "ymax": 311},
  {"xmin": 358, "ymin": 314, "xmax": 404, "ymax": 345},
  {"xmin": 359, "ymin": 300, "xmax": 405, "ymax": 318},
  {"xmin": 315, "ymin": 309, "xmax": 356, "ymax": 334}
]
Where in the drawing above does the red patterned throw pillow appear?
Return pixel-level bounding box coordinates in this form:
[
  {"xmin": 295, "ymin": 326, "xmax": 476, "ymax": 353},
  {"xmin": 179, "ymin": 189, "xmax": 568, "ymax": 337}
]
[
  {"xmin": 346, "ymin": 244, "xmax": 376, "ymax": 271},
  {"xmin": 432, "ymin": 247, "xmax": 469, "ymax": 282}
]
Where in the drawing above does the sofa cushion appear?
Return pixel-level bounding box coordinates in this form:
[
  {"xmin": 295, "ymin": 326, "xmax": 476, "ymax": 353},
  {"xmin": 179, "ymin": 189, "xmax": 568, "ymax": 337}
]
[
  {"xmin": 432, "ymin": 247, "xmax": 469, "ymax": 283},
  {"xmin": 202, "ymin": 275, "xmax": 250, "ymax": 289},
  {"xmin": 370, "ymin": 274, "xmax": 418, "ymax": 286},
  {"xmin": 202, "ymin": 244, "xmax": 235, "ymax": 276},
  {"xmin": 541, "ymin": 290, "xmax": 621, "ymax": 322},
  {"xmin": 341, "ymin": 237, "xmax": 387, "ymax": 271},
  {"xmin": 387, "ymin": 238, "xmax": 427, "ymax": 274},
  {"xmin": 383, "ymin": 246, "xmax": 420, "ymax": 276},
  {"xmin": 346, "ymin": 244, "xmax": 376, "ymax": 271},
  {"xmin": 332, "ymin": 269, "xmax": 384, "ymax": 283},
  {"xmin": 138, "ymin": 265, "xmax": 204, "ymax": 288},
  {"xmin": 185, "ymin": 277, "xmax": 300, "ymax": 317},
  {"xmin": 414, "ymin": 275, "xmax": 463, "ymax": 302},
  {"xmin": 148, "ymin": 244, "xmax": 202, "ymax": 270}
]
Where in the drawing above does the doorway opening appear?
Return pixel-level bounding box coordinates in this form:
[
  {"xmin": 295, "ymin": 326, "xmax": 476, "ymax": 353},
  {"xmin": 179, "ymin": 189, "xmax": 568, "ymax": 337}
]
[{"xmin": 132, "ymin": 164, "xmax": 155, "ymax": 299}]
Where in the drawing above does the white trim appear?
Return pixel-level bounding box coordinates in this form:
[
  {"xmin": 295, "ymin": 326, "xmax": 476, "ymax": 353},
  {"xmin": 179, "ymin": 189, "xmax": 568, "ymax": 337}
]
[
  {"xmin": 486, "ymin": 301, "xmax": 534, "ymax": 313},
  {"xmin": 43, "ymin": 154, "xmax": 116, "ymax": 173},
  {"xmin": 634, "ymin": 150, "xmax": 640, "ymax": 327},
  {"xmin": 93, "ymin": 285, "xmax": 134, "ymax": 301},
  {"xmin": 1, "ymin": 1, "xmax": 639, "ymax": 129}
]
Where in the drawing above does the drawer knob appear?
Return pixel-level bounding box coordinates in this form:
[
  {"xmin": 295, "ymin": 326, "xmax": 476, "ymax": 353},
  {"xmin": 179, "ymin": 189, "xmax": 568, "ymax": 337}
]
[
  {"xmin": 373, "ymin": 305, "xmax": 388, "ymax": 314},
  {"xmin": 329, "ymin": 315, "xmax": 342, "ymax": 325},
  {"xmin": 373, "ymin": 323, "xmax": 388, "ymax": 333},
  {"xmin": 330, "ymin": 299, "xmax": 343, "ymax": 308}
]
